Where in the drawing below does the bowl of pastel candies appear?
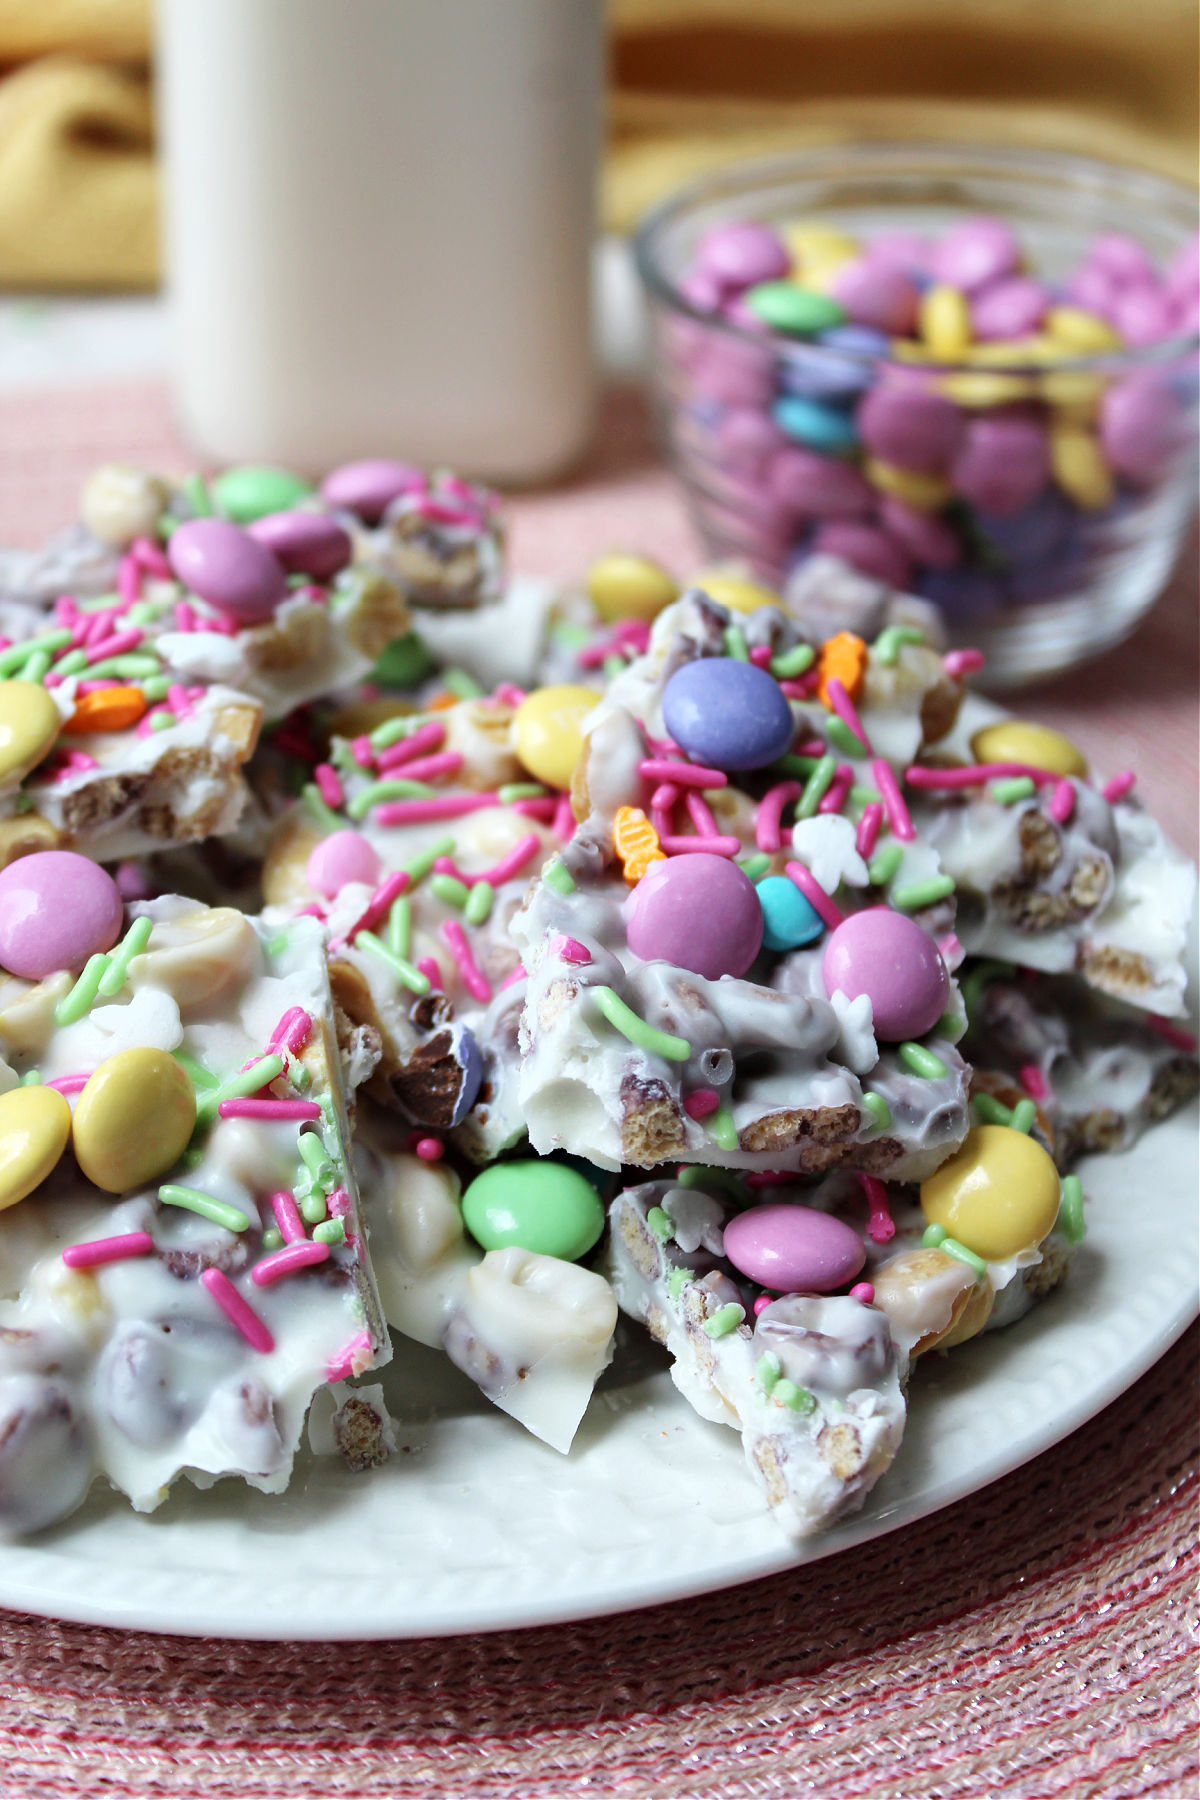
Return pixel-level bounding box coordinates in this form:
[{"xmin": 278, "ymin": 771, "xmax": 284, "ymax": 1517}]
[{"xmin": 634, "ymin": 143, "xmax": 1199, "ymax": 685}]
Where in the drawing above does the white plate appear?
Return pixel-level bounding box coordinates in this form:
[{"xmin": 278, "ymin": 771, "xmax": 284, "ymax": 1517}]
[{"xmin": 0, "ymin": 1097, "xmax": 1195, "ymax": 1639}]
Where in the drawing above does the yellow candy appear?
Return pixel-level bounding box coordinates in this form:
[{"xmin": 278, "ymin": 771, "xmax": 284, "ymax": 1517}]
[
  {"xmin": 1050, "ymin": 424, "xmax": 1115, "ymax": 511},
  {"xmin": 71, "ymin": 1048, "xmax": 196, "ymax": 1194},
  {"xmin": 586, "ymin": 553, "xmax": 678, "ymax": 624},
  {"xmin": 687, "ymin": 569, "xmax": 781, "ymax": 614},
  {"xmin": 0, "ymin": 1083, "xmax": 71, "ymax": 1211},
  {"xmin": 970, "ymin": 720, "xmax": 1088, "ymax": 777},
  {"xmin": 512, "ymin": 685, "xmax": 597, "ymax": 791},
  {"xmin": 791, "ymin": 254, "xmax": 854, "ymax": 295},
  {"xmin": 1045, "ymin": 306, "xmax": 1123, "ymax": 354},
  {"xmin": 863, "ymin": 459, "xmax": 951, "ymax": 510},
  {"xmin": 919, "ymin": 285, "xmax": 972, "ymax": 359},
  {"xmin": 938, "ymin": 371, "xmax": 1036, "ymax": 408},
  {"xmin": 0, "ymin": 680, "xmax": 62, "ymax": 786},
  {"xmin": 920, "ymin": 1124, "xmax": 1062, "ymax": 1261},
  {"xmin": 781, "ymin": 222, "xmax": 860, "ymax": 273}
]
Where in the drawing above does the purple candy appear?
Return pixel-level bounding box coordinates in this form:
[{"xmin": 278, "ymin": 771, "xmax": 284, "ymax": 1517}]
[
  {"xmin": 1165, "ymin": 236, "xmax": 1200, "ymax": 303},
  {"xmin": 831, "ymin": 259, "xmax": 919, "ymax": 336},
  {"xmin": 721, "ymin": 295, "xmax": 774, "ymax": 335},
  {"xmin": 950, "ymin": 411, "xmax": 1050, "ymax": 517},
  {"xmin": 811, "ymin": 520, "xmax": 912, "ymax": 590},
  {"xmin": 768, "ymin": 446, "xmax": 874, "ymax": 518},
  {"xmin": 971, "ymin": 277, "xmax": 1049, "ymax": 342},
  {"xmin": 867, "ymin": 230, "xmax": 934, "ymax": 277},
  {"xmin": 166, "ymin": 518, "xmax": 288, "ymax": 623},
  {"xmin": 696, "ymin": 222, "xmax": 791, "ymax": 291},
  {"xmin": 320, "ymin": 459, "xmax": 426, "ymax": 525},
  {"xmin": 878, "ymin": 497, "xmax": 962, "ymax": 570},
  {"xmin": 693, "ymin": 338, "xmax": 775, "ymax": 409},
  {"xmin": 1101, "ymin": 375, "xmax": 1181, "ymax": 486},
  {"xmin": 857, "ymin": 382, "xmax": 964, "ymax": 473},
  {"xmin": 1064, "ymin": 264, "xmax": 1119, "ymax": 321},
  {"xmin": 661, "ymin": 658, "xmax": 795, "ymax": 772},
  {"xmin": 722, "ymin": 1203, "xmax": 866, "ymax": 1295},
  {"xmin": 974, "ymin": 490, "xmax": 1075, "ymax": 566},
  {"xmin": 248, "ymin": 510, "xmax": 353, "ymax": 582},
  {"xmin": 678, "ymin": 267, "xmax": 724, "ymax": 313},
  {"xmin": 920, "ymin": 567, "xmax": 1008, "ymax": 620},
  {"xmin": 624, "ymin": 853, "xmax": 763, "ymax": 980},
  {"xmin": 1111, "ymin": 284, "xmax": 1174, "ymax": 348},
  {"xmin": 306, "ymin": 830, "xmax": 383, "ymax": 899},
  {"xmin": 1088, "ymin": 234, "xmax": 1157, "ymax": 288},
  {"xmin": 932, "ymin": 216, "xmax": 1020, "ymax": 294},
  {"xmin": 0, "ymin": 851, "xmax": 123, "ymax": 979},
  {"xmin": 714, "ymin": 408, "xmax": 788, "ymax": 474},
  {"xmin": 822, "ymin": 907, "xmax": 949, "ymax": 1041}
]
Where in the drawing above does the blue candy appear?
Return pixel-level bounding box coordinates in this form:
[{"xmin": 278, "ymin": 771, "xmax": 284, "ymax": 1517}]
[
  {"xmin": 757, "ymin": 875, "xmax": 825, "ymax": 951},
  {"xmin": 662, "ymin": 658, "xmax": 794, "ymax": 772},
  {"xmin": 771, "ymin": 394, "xmax": 859, "ymax": 454}
]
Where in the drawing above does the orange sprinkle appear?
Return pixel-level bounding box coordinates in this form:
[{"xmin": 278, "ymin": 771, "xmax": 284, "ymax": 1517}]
[
  {"xmin": 62, "ymin": 688, "xmax": 147, "ymax": 735},
  {"xmin": 816, "ymin": 631, "xmax": 867, "ymax": 707},
  {"xmin": 613, "ymin": 805, "xmax": 666, "ymax": 885},
  {"xmin": 425, "ymin": 691, "xmax": 459, "ymax": 712}
]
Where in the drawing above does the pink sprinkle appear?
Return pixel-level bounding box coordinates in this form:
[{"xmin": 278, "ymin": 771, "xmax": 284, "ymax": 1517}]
[
  {"xmin": 500, "ymin": 964, "xmax": 527, "ymax": 989},
  {"xmin": 132, "ymin": 535, "xmax": 172, "ymax": 578},
  {"xmin": 167, "ymin": 683, "xmax": 193, "ymax": 718},
  {"xmin": 553, "ymin": 793, "xmax": 576, "ymax": 841},
  {"xmin": 337, "ymin": 869, "xmax": 412, "ymax": 948},
  {"xmin": 859, "ymin": 1174, "xmax": 895, "ymax": 1244},
  {"xmin": 270, "ymin": 1189, "xmax": 306, "ymax": 1244},
  {"xmin": 784, "ymin": 860, "xmax": 844, "ymax": 928},
  {"xmin": 352, "ymin": 734, "xmax": 375, "ymax": 769},
  {"xmin": 817, "ymin": 764, "xmax": 853, "ymax": 816},
  {"xmin": 1049, "ymin": 778, "xmax": 1076, "ymax": 823},
  {"xmin": 494, "ymin": 683, "xmax": 527, "ymax": 707},
  {"xmin": 479, "ymin": 832, "xmax": 542, "ymax": 887},
  {"xmin": 326, "ymin": 1330, "xmax": 372, "ymax": 1383},
  {"xmin": 295, "ymin": 902, "xmax": 326, "ymax": 919},
  {"xmin": 117, "ymin": 552, "xmax": 141, "ymax": 608},
  {"xmin": 512, "ymin": 797, "xmax": 557, "ymax": 821},
  {"xmin": 638, "ymin": 759, "xmax": 728, "ymax": 789},
  {"xmin": 661, "ymin": 834, "xmax": 741, "ymax": 857},
  {"xmin": 417, "ymin": 956, "xmax": 442, "ymax": 988},
  {"xmin": 651, "ymin": 782, "xmax": 679, "ymax": 813},
  {"xmin": 643, "ymin": 732, "xmax": 682, "ymax": 757},
  {"xmin": 218, "ymin": 1098, "xmax": 323, "ymax": 1121},
  {"xmin": 53, "ymin": 596, "xmax": 78, "ymax": 623},
  {"xmin": 904, "ymin": 762, "xmax": 1056, "ymax": 790},
  {"xmin": 794, "ymin": 739, "xmax": 828, "ymax": 759},
  {"xmin": 745, "ymin": 1170, "xmax": 798, "ymax": 1189},
  {"xmin": 685, "ymin": 790, "xmax": 720, "ymax": 837},
  {"xmin": 85, "ymin": 627, "xmax": 143, "ymax": 663},
  {"xmin": 873, "ymin": 758, "xmax": 916, "ymax": 840},
  {"xmin": 63, "ymin": 1232, "xmax": 155, "ymax": 1269},
  {"xmin": 375, "ymin": 793, "xmax": 498, "ymax": 827},
  {"xmin": 45, "ymin": 1073, "xmax": 91, "ymax": 1094},
  {"xmin": 1102, "ymin": 770, "xmax": 1136, "ymax": 804},
  {"xmin": 201, "ymin": 1268, "xmax": 275, "ymax": 1353},
  {"xmin": 756, "ymin": 780, "xmax": 802, "ymax": 853},
  {"xmin": 937, "ymin": 933, "xmax": 964, "ymax": 968},
  {"xmin": 553, "ymin": 934, "xmax": 592, "ymax": 965},
  {"xmin": 942, "ymin": 648, "xmax": 986, "ymax": 680},
  {"xmin": 267, "ymin": 1006, "xmax": 313, "ymax": 1057},
  {"xmin": 440, "ymin": 919, "xmax": 493, "ymax": 1003},
  {"xmin": 375, "ymin": 720, "xmax": 445, "ymax": 768},
  {"xmin": 1146, "ymin": 1015, "xmax": 1199, "ymax": 1053},
  {"xmin": 849, "ymin": 1281, "xmax": 876, "ymax": 1305},
  {"xmin": 612, "ymin": 618, "xmax": 651, "ymax": 653},
  {"xmin": 173, "ymin": 600, "xmax": 197, "ymax": 632},
  {"xmin": 251, "ymin": 1241, "xmax": 331, "ymax": 1286},
  {"xmin": 683, "ymin": 1088, "xmax": 720, "ymax": 1120},
  {"xmin": 749, "ymin": 644, "xmax": 773, "ymax": 669},
  {"xmin": 1019, "ymin": 1063, "xmax": 1050, "ymax": 1101},
  {"xmin": 313, "ymin": 762, "xmax": 344, "ymax": 809},
  {"xmin": 856, "ymin": 802, "xmax": 884, "ymax": 860},
  {"xmin": 577, "ymin": 637, "xmax": 624, "ymax": 670},
  {"xmin": 414, "ymin": 1137, "xmax": 444, "ymax": 1163},
  {"xmin": 824, "ymin": 677, "xmax": 873, "ymax": 755},
  {"xmin": 651, "ymin": 802, "xmax": 675, "ymax": 840},
  {"xmin": 752, "ymin": 1294, "xmax": 775, "ymax": 1317},
  {"xmin": 780, "ymin": 672, "xmax": 821, "ymax": 700},
  {"xmin": 432, "ymin": 853, "xmax": 472, "ymax": 885},
  {"xmin": 382, "ymin": 749, "xmax": 463, "ymax": 784},
  {"xmin": 82, "ymin": 606, "xmax": 120, "ymax": 645}
]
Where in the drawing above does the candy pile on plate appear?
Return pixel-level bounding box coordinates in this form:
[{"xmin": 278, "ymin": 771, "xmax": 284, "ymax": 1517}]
[
  {"xmin": 0, "ymin": 467, "xmax": 1194, "ymax": 1541},
  {"xmin": 661, "ymin": 217, "xmax": 1198, "ymax": 612}
]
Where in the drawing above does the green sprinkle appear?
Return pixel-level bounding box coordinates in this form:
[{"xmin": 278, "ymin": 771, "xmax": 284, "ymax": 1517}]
[
  {"xmin": 923, "ymin": 1223, "xmax": 988, "ymax": 1279},
  {"xmin": 46, "ymin": 648, "xmax": 89, "ymax": 679},
  {"xmin": 861, "ymin": 1091, "xmax": 892, "ymax": 1130},
  {"xmin": 770, "ymin": 642, "xmax": 816, "ymax": 679},
  {"xmin": 430, "ymin": 873, "xmax": 470, "ymax": 909},
  {"xmin": 874, "ymin": 625, "xmax": 925, "ymax": 666},
  {"xmin": 126, "ymin": 599, "xmax": 166, "ymax": 625},
  {"xmin": 369, "ymin": 716, "xmax": 420, "ymax": 750},
  {"xmin": 825, "ymin": 716, "xmax": 867, "ymax": 758},
  {"xmin": 142, "ymin": 674, "xmax": 170, "ymax": 701},
  {"xmin": 676, "ymin": 1165, "xmax": 747, "ymax": 1199},
  {"xmin": 708, "ymin": 1107, "xmax": 738, "ymax": 1151},
  {"xmin": 0, "ymin": 629, "xmax": 74, "ymax": 676},
  {"xmin": 464, "ymin": 880, "xmax": 494, "ymax": 926},
  {"xmin": 666, "ymin": 1265, "xmax": 694, "ymax": 1302},
  {"xmin": 497, "ymin": 782, "xmax": 548, "ymax": 803},
  {"xmin": 723, "ymin": 625, "xmax": 749, "ymax": 661},
  {"xmin": 774, "ymin": 1379, "xmax": 818, "ymax": 1414},
  {"xmin": 261, "ymin": 1227, "xmax": 284, "ymax": 1252},
  {"xmin": 971, "ymin": 1092, "xmax": 1013, "ymax": 1127},
  {"xmin": 313, "ymin": 1217, "xmax": 346, "ymax": 1247},
  {"xmin": 297, "ymin": 1130, "xmax": 335, "ymax": 1188},
  {"xmin": 347, "ymin": 777, "xmax": 435, "ymax": 818},
  {"xmin": 1009, "ymin": 1098, "xmax": 1037, "ymax": 1135},
  {"xmin": 197, "ymin": 1053, "xmax": 286, "ymax": 1120},
  {"xmin": 20, "ymin": 1069, "xmax": 41, "ymax": 1086},
  {"xmin": 771, "ymin": 752, "xmax": 820, "ymax": 779},
  {"xmin": 937, "ymin": 1012, "xmax": 964, "ymax": 1037},
  {"xmin": 891, "ymin": 874, "xmax": 956, "ymax": 911},
  {"xmin": 265, "ymin": 930, "xmax": 291, "ymax": 959},
  {"xmin": 184, "ymin": 472, "xmax": 213, "ymax": 516},
  {"xmin": 442, "ymin": 667, "xmax": 483, "ymax": 699},
  {"xmin": 19, "ymin": 650, "xmax": 52, "ymax": 683},
  {"xmin": 54, "ymin": 953, "xmax": 111, "ymax": 1026},
  {"xmin": 399, "ymin": 834, "xmax": 458, "ymax": 886},
  {"xmin": 703, "ymin": 1302, "xmax": 746, "ymax": 1339},
  {"xmin": 97, "ymin": 914, "xmax": 153, "ymax": 996},
  {"xmin": 300, "ymin": 1189, "xmax": 328, "ymax": 1226},
  {"xmin": 849, "ymin": 785, "xmax": 883, "ymax": 806},
  {"xmin": 1058, "ymin": 1174, "xmax": 1086, "ymax": 1246},
  {"xmin": 301, "ymin": 783, "xmax": 343, "ymax": 834},
  {"xmin": 318, "ymin": 1093, "xmax": 345, "ymax": 1167},
  {"xmin": 158, "ymin": 1184, "xmax": 249, "ymax": 1233},
  {"xmin": 602, "ymin": 654, "xmax": 626, "ymax": 683},
  {"xmin": 898, "ymin": 1041, "xmax": 948, "ymax": 1079},
  {"xmin": 646, "ymin": 1205, "xmax": 673, "ymax": 1242},
  {"xmin": 150, "ymin": 710, "xmax": 177, "ymax": 732},
  {"xmin": 355, "ymin": 929, "xmax": 432, "ymax": 994},
  {"xmin": 756, "ymin": 1352, "xmax": 782, "ymax": 1395},
  {"xmin": 736, "ymin": 853, "xmax": 772, "ymax": 882},
  {"xmin": 797, "ymin": 754, "xmax": 838, "ymax": 819},
  {"xmin": 552, "ymin": 620, "xmax": 591, "ymax": 649},
  {"xmin": 544, "ymin": 859, "xmax": 576, "ymax": 895},
  {"xmin": 84, "ymin": 653, "xmax": 161, "ymax": 678},
  {"xmin": 76, "ymin": 591, "xmax": 120, "ymax": 613},
  {"xmin": 990, "ymin": 776, "xmax": 1037, "ymax": 805},
  {"xmin": 290, "ymin": 1061, "xmax": 311, "ymax": 1092},
  {"xmin": 172, "ymin": 1050, "xmax": 218, "ymax": 1093},
  {"xmin": 386, "ymin": 894, "xmax": 411, "ymax": 959},
  {"xmin": 868, "ymin": 844, "xmax": 904, "ymax": 887},
  {"xmin": 960, "ymin": 959, "xmax": 1016, "ymax": 1023},
  {"xmin": 591, "ymin": 986, "xmax": 690, "ymax": 1061}
]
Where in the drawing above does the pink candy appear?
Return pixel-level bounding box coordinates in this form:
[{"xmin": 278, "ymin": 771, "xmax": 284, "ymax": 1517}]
[{"xmin": 306, "ymin": 829, "xmax": 383, "ymax": 899}]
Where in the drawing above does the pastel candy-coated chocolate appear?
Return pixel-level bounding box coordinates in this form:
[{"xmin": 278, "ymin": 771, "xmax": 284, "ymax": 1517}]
[
  {"xmin": 857, "ymin": 383, "xmax": 964, "ymax": 474},
  {"xmin": 320, "ymin": 459, "xmax": 426, "ymax": 524},
  {"xmin": 1112, "ymin": 285, "xmax": 1173, "ymax": 349},
  {"xmin": 695, "ymin": 222, "xmax": 790, "ymax": 289},
  {"xmin": 744, "ymin": 282, "xmax": 845, "ymax": 336},
  {"xmin": 879, "ymin": 496, "xmax": 962, "ymax": 570},
  {"xmin": 822, "ymin": 907, "xmax": 949, "ymax": 1041},
  {"xmin": 0, "ymin": 851, "xmax": 123, "ymax": 978},
  {"xmin": 932, "ymin": 217, "xmax": 1020, "ymax": 294},
  {"xmin": 830, "ymin": 259, "xmax": 919, "ymax": 335},
  {"xmin": 167, "ymin": 518, "xmax": 288, "ymax": 622},
  {"xmin": 772, "ymin": 394, "xmax": 858, "ymax": 454},
  {"xmin": 757, "ymin": 874, "xmax": 824, "ymax": 951},
  {"xmin": 625, "ymin": 853, "xmax": 763, "ymax": 979},
  {"xmin": 445, "ymin": 1027, "xmax": 483, "ymax": 1128},
  {"xmin": 722, "ymin": 1203, "xmax": 865, "ymax": 1294},
  {"xmin": 810, "ymin": 521, "xmax": 912, "ymax": 591},
  {"xmin": 306, "ymin": 829, "xmax": 383, "ymax": 898},
  {"xmin": 969, "ymin": 720, "xmax": 1088, "ymax": 778},
  {"xmin": 973, "ymin": 490, "xmax": 1074, "ymax": 566},
  {"xmin": 950, "ymin": 412, "xmax": 1050, "ymax": 517},
  {"xmin": 1100, "ymin": 375, "xmax": 1180, "ymax": 486},
  {"xmin": 714, "ymin": 407, "xmax": 788, "ymax": 472},
  {"xmin": 661, "ymin": 658, "xmax": 794, "ymax": 771},
  {"xmin": 72, "ymin": 1047, "xmax": 196, "ymax": 1194},
  {"xmin": 868, "ymin": 230, "xmax": 933, "ymax": 276},
  {"xmin": 768, "ymin": 446, "xmax": 874, "ymax": 518},
  {"xmin": 920, "ymin": 1124, "xmax": 1061, "ymax": 1261},
  {"xmin": 0, "ymin": 1084, "xmax": 72, "ymax": 1212},
  {"xmin": 210, "ymin": 465, "xmax": 313, "ymax": 525},
  {"xmin": 513, "ymin": 685, "xmax": 597, "ymax": 790},
  {"xmin": 1089, "ymin": 233, "xmax": 1157, "ymax": 287},
  {"xmin": 920, "ymin": 567, "xmax": 1007, "ymax": 620},
  {"xmin": 461, "ymin": 1159, "xmax": 605, "ymax": 1263},
  {"xmin": 248, "ymin": 510, "xmax": 353, "ymax": 581},
  {"xmin": 586, "ymin": 553, "xmax": 679, "ymax": 623},
  {"xmin": 689, "ymin": 571, "xmax": 781, "ymax": 614},
  {"xmin": 693, "ymin": 337, "xmax": 775, "ymax": 409},
  {"xmin": 0, "ymin": 679, "xmax": 61, "ymax": 785},
  {"xmin": 970, "ymin": 277, "xmax": 1049, "ymax": 341}
]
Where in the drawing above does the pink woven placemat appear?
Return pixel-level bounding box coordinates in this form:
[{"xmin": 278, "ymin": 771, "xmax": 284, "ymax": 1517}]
[{"xmin": 0, "ymin": 379, "xmax": 1197, "ymax": 1799}]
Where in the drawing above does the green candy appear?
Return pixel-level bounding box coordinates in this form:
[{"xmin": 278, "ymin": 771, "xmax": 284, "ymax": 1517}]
[
  {"xmin": 211, "ymin": 465, "xmax": 313, "ymax": 524},
  {"xmin": 744, "ymin": 281, "xmax": 845, "ymax": 336},
  {"xmin": 372, "ymin": 631, "xmax": 435, "ymax": 689},
  {"xmin": 461, "ymin": 1160, "xmax": 605, "ymax": 1264}
]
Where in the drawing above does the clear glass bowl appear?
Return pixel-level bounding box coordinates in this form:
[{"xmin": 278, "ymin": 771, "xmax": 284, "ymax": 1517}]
[{"xmin": 634, "ymin": 144, "xmax": 1199, "ymax": 687}]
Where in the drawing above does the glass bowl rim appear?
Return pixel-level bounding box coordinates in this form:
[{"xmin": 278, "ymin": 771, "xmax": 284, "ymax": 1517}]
[{"xmin": 632, "ymin": 140, "xmax": 1200, "ymax": 377}]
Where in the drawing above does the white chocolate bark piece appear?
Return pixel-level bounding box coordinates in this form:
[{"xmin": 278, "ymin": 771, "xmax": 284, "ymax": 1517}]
[
  {"xmin": 0, "ymin": 900, "xmax": 386, "ymax": 1536},
  {"xmin": 343, "ymin": 473, "xmax": 505, "ymax": 612},
  {"xmin": 783, "ymin": 554, "xmax": 948, "ymax": 651}
]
